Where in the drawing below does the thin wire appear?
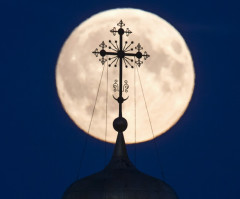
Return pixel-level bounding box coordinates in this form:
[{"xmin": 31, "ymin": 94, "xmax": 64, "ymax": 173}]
[
  {"xmin": 104, "ymin": 57, "xmax": 109, "ymax": 199},
  {"xmin": 76, "ymin": 62, "xmax": 106, "ymax": 180},
  {"xmin": 134, "ymin": 57, "xmax": 166, "ymax": 180},
  {"xmin": 134, "ymin": 64, "xmax": 137, "ymax": 165},
  {"xmin": 105, "ymin": 56, "xmax": 109, "ymax": 166}
]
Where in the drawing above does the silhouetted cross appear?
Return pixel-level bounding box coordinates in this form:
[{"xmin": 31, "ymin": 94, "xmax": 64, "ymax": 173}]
[
  {"xmin": 92, "ymin": 20, "xmax": 150, "ymax": 118},
  {"xmin": 93, "ymin": 20, "xmax": 149, "ymax": 68}
]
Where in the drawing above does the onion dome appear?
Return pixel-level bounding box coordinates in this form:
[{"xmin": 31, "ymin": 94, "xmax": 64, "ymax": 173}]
[{"xmin": 62, "ymin": 131, "xmax": 178, "ymax": 199}]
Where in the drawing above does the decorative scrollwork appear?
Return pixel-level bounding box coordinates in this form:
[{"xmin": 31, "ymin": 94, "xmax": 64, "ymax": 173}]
[
  {"xmin": 110, "ymin": 27, "xmax": 117, "ymax": 36},
  {"xmin": 125, "ymin": 28, "xmax": 132, "ymax": 36},
  {"xmin": 143, "ymin": 51, "xmax": 150, "ymax": 60},
  {"xmin": 135, "ymin": 59, "xmax": 143, "ymax": 67},
  {"xmin": 113, "ymin": 79, "xmax": 118, "ymax": 92},
  {"xmin": 117, "ymin": 20, "xmax": 125, "ymax": 28},
  {"xmin": 113, "ymin": 79, "xmax": 129, "ymax": 93},
  {"xmin": 92, "ymin": 48, "xmax": 99, "ymax": 57},
  {"xmin": 135, "ymin": 43, "xmax": 143, "ymax": 52},
  {"xmin": 99, "ymin": 57, "xmax": 107, "ymax": 65},
  {"xmin": 123, "ymin": 80, "xmax": 129, "ymax": 93}
]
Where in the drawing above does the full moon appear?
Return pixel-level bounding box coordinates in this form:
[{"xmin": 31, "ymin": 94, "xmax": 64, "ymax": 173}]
[{"xmin": 56, "ymin": 8, "xmax": 195, "ymax": 144}]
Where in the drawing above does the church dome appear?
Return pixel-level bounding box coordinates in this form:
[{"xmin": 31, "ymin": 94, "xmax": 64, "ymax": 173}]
[{"xmin": 62, "ymin": 132, "xmax": 178, "ymax": 199}]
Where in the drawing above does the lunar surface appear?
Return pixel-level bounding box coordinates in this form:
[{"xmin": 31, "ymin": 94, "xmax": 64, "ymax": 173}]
[{"xmin": 56, "ymin": 8, "xmax": 195, "ymax": 144}]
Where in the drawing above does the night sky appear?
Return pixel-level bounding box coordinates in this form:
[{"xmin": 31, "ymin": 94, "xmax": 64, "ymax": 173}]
[{"xmin": 1, "ymin": 0, "xmax": 239, "ymax": 199}]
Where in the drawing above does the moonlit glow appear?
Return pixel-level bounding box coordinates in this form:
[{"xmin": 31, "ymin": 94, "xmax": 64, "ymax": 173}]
[{"xmin": 56, "ymin": 8, "xmax": 195, "ymax": 144}]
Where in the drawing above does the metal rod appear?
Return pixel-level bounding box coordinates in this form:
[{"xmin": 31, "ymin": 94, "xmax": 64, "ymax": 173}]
[{"xmin": 119, "ymin": 33, "xmax": 123, "ymax": 118}]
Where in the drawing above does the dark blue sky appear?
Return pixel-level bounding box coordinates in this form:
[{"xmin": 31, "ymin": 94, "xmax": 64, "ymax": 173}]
[{"xmin": 1, "ymin": 0, "xmax": 239, "ymax": 198}]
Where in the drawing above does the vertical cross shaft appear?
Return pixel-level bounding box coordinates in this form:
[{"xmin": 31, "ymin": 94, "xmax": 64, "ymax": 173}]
[{"xmin": 119, "ymin": 27, "xmax": 123, "ymax": 118}]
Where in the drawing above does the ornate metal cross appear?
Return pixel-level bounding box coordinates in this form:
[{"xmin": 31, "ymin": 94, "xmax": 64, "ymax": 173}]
[{"xmin": 92, "ymin": 20, "xmax": 150, "ymax": 133}]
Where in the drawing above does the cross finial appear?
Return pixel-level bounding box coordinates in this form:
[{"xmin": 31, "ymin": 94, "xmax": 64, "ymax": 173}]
[
  {"xmin": 99, "ymin": 41, "xmax": 107, "ymax": 49},
  {"xmin": 117, "ymin": 20, "xmax": 125, "ymax": 28},
  {"xmin": 92, "ymin": 20, "xmax": 150, "ymax": 135},
  {"xmin": 93, "ymin": 21, "xmax": 149, "ymax": 68}
]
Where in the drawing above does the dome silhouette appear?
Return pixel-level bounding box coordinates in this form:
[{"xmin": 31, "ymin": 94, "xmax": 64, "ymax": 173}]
[{"xmin": 62, "ymin": 132, "xmax": 178, "ymax": 199}]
